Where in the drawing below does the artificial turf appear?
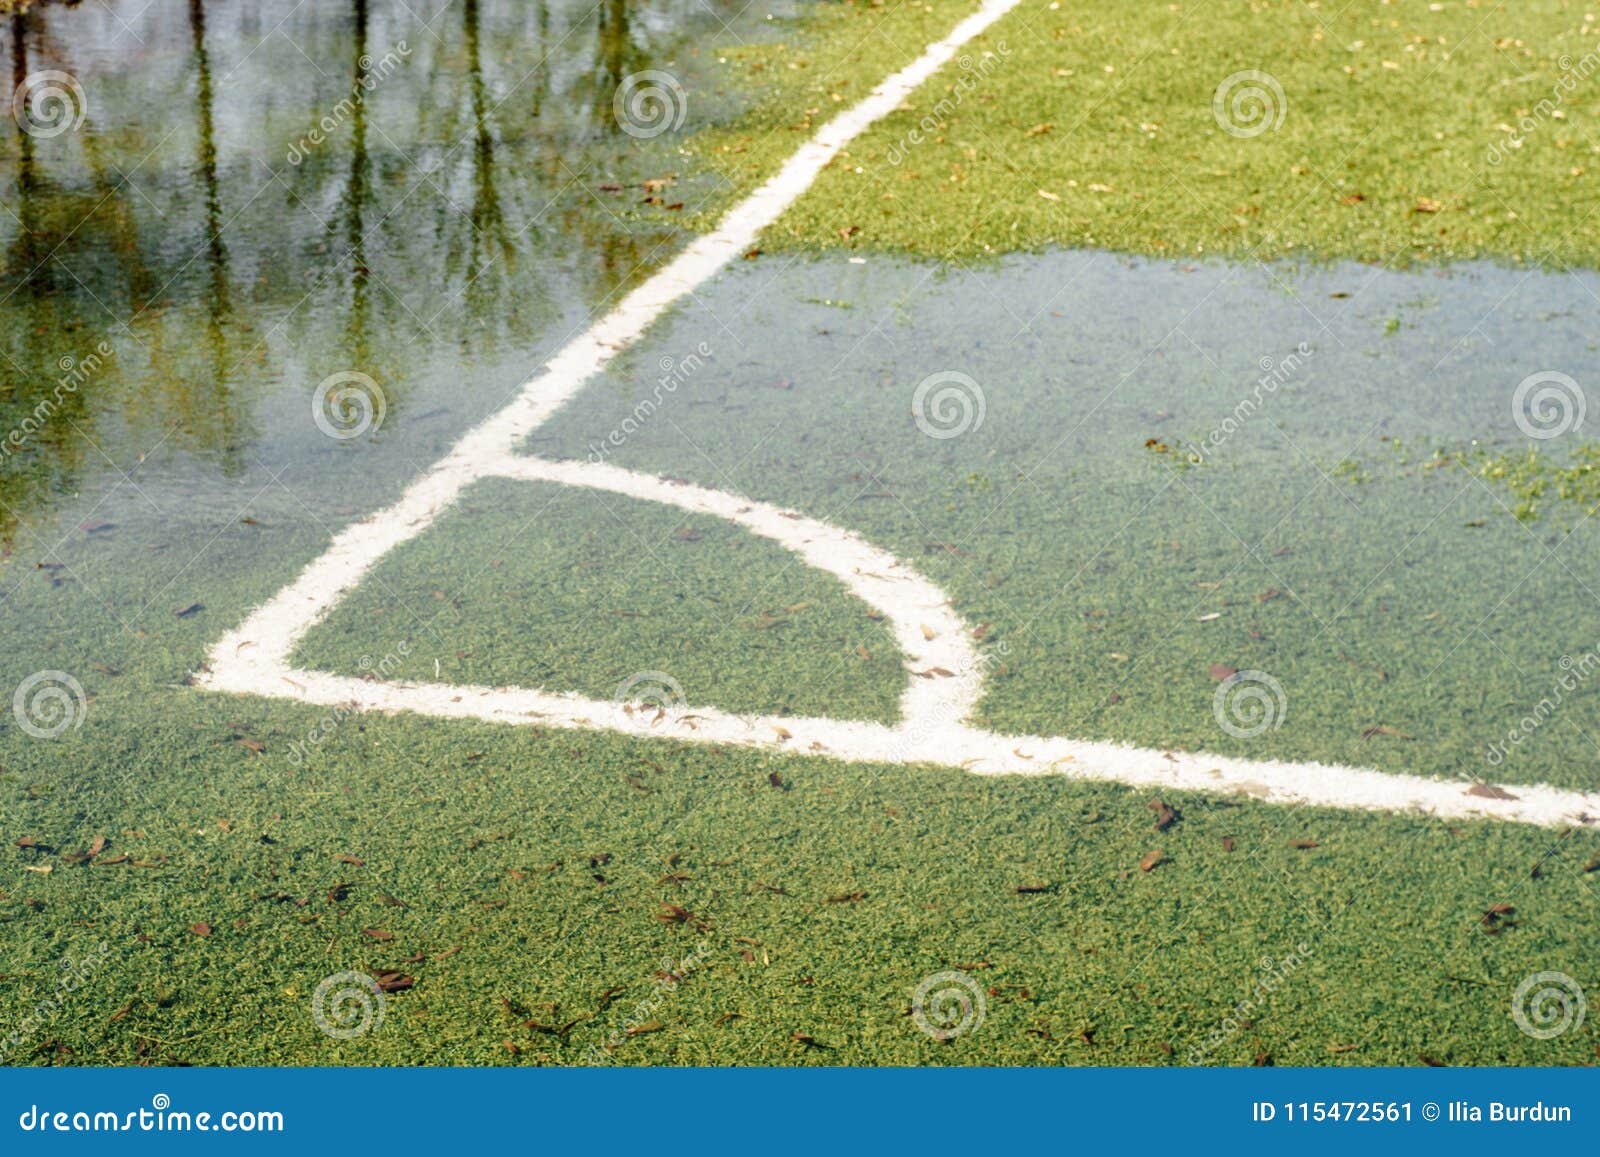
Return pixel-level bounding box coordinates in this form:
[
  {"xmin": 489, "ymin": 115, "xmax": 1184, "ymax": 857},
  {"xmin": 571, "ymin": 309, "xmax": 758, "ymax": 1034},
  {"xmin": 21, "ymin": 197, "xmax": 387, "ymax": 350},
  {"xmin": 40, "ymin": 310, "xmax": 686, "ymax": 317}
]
[
  {"xmin": 3, "ymin": 0, "xmax": 1599, "ymax": 1070},
  {"xmin": 525, "ymin": 248, "xmax": 1600, "ymax": 794},
  {"xmin": 718, "ymin": 0, "xmax": 1600, "ymax": 267},
  {"xmin": 294, "ymin": 479, "xmax": 908, "ymax": 723}
]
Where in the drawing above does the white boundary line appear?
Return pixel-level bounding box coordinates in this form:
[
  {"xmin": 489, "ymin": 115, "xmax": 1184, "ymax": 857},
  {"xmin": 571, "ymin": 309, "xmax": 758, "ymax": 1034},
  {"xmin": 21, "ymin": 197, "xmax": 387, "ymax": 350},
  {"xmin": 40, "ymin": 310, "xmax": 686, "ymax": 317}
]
[{"xmin": 197, "ymin": 0, "xmax": 1600, "ymax": 830}]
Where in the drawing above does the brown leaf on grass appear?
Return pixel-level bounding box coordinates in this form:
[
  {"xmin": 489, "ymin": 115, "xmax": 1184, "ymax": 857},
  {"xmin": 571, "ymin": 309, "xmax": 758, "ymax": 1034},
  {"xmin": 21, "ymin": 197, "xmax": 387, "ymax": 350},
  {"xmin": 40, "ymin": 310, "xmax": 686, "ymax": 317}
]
[
  {"xmin": 1339, "ymin": 192, "xmax": 1365, "ymax": 204},
  {"xmin": 1413, "ymin": 197, "xmax": 1444, "ymax": 213},
  {"xmin": 235, "ymin": 739, "xmax": 264, "ymax": 754},
  {"xmin": 174, "ymin": 603, "xmax": 204, "ymax": 618},
  {"xmin": 1360, "ymin": 725, "xmax": 1414, "ymax": 741},
  {"xmin": 1289, "ymin": 839, "xmax": 1320, "ymax": 850},
  {"xmin": 1207, "ymin": 664, "xmax": 1238, "ymax": 682},
  {"xmin": 768, "ymin": 772, "xmax": 786, "ymax": 790},
  {"xmin": 335, "ymin": 853, "xmax": 365, "ymax": 865},
  {"xmin": 1221, "ymin": 837, "xmax": 1235, "ymax": 853},
  {"xmin": 362, "ymin": 928, "xmax": 394, "ymax": 941},
  {"xmin": 87, "ymin": 835, "xmax": 106, "ymax": 857},
  {"xmin": 1466, "ymin": 782, "xmax": 1518, "ymax": 801},
  {"xmin": 656, "ymin": 903, "xmax": 698, "ymax": 925},
  {"xmin": 1139, "ymin": 850, "xmax": 1164, "ymax": 872},
  {"xmin": 1014, "ymin": 882, "xmax": 1054, "ymax": 894},
  {"xmin": 827, "ymin": 891, "xmax": 867, "ymax": 904},
  {"xmin": 372, "ymin": 971, "xmax": 415, "ymax": 993},
  {"xmin": 625, "ymin": 1021, "xmax": 663, "ymax": 1036},
  {"xmin": 1418, "ymin": 1052, "xmax": 1446, "ymax": 1067},
  {"xmin": 1149, "ymin": 799, "xmax": 1179, "ymax": 830},
  {"xmin": 189, "ymin": 922, "xmax": 212, "ymax": 937}
]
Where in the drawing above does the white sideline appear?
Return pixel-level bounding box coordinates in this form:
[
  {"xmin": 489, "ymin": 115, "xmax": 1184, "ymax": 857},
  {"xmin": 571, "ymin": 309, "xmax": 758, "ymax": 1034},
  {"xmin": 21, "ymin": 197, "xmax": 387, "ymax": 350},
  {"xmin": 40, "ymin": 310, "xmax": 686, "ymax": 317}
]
[{"xmin": 197, "ymin": 0, "xmax": 1600, "ymax": 830}]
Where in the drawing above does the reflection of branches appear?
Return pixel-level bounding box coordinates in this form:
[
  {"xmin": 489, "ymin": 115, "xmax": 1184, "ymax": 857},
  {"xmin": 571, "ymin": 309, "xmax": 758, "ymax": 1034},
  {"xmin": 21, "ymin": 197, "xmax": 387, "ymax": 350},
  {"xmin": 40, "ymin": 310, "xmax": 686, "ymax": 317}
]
[{"xmin": 341, "ymin": 0, "xmax": 372, "ymax": 367}]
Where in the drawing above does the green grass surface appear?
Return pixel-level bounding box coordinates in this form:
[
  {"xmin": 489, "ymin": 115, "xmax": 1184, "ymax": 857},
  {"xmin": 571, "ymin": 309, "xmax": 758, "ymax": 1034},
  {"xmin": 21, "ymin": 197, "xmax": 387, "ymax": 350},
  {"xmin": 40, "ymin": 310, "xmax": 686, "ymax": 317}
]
[
  {"xmin": 5, "ymin": 0, "xmax": 1600, "ymax": 1070},
  {"xmin": 529, "ymin": 250, "xmax": 1600, "ymax": 794},
  {"xmin": 733, "ymin": 0, "xmax": 1600, "ymax": 266},
  {"xmin": 294, "ymin": 480, "xmax": 907, "ymax": 723},
  {"xmin": 3, "ymin": 676, "xmax": 1597, "ymax": 1065}
]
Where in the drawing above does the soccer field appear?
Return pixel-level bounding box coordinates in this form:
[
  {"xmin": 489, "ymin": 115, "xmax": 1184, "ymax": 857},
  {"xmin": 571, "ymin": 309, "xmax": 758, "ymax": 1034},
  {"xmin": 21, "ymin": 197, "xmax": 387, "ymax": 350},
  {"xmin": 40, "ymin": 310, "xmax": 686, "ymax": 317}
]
[{"xmin": 1, "ymin": 0, "xmax": 1597, "ymax": 1067}]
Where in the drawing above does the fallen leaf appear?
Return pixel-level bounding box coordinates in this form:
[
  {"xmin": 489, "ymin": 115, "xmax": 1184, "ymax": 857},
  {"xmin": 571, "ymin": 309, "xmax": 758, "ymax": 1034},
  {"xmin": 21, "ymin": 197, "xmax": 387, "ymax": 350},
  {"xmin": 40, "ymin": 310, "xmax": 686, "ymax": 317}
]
[
  {"xmin": 1014, "ymin": 882, "xmax": 1053, "ymax": 894},
  {"xmin": 1207, "ymin": 664, "xmax": 1238, "ymax": 682},
  {"xmin": 372, "ymin": 971, "xmax": 415, "ymax": 993},
  {"xmin": 625, "ymin": 1021, "xmax": 663, "ymax": 1036},
  {"xmin": 1139, "ymin": 850, "xmax": 1164, "ymax": 872},
  {"xmin": 1466, "ymin": 782, "xmax": 1517, "ymax": 801},
  {"xmin": 1149, "ymin": 799, "xmax": 1179, "ymax": 830},
  {"xmin": 174, "ymin": 603, "xmax": 204, "ymax": 618},
  {"xmin": 190, "ymin": 922, "xmax": 212, "ymax": 937},
  {"xmin": 362, "ymin": 928, "xmax": 394, "ymax": 941},
  {"xmin": 1360, "ymin": 725, "xmax": 1414, "ymax": 741},
  {"xmin": 826, "ymin": 891, "xmax": 867, "ymax": 904},
  {"xmin": 335, "ymin": 853, "xmax": 365, "ymax": 865},
  {"xmin": 1221, "ymin": 836, "xmax": 1235, "ymax": 853},
  {"xmin": 1413, "ymin": 197, "xmax": 1443, "ymax": 213},
  {"xmin": 1289, "ymin": 839, "xmax": 1320, "ymax": 850}
]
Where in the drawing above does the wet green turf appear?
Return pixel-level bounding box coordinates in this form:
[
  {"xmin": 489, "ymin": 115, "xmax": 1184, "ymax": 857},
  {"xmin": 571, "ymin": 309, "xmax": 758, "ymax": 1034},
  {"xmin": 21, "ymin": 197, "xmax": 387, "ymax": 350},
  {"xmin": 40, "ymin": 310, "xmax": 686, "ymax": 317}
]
[
  {"xmin": 294, "ymin": 479, "xmax": 907, "ymax": 723},
  {"xmin": 526, "ymin": 250, "xmax": 1600, "ymax": 794},
  {"xmin": 2, "ymin": 654, "xmax": 1597, "ymax": 1065},
  {"xmin": 4, "ymin": 0, "xmax": 1599, "ymax": 1070},
  {"xmin": 744, "ymin": 0, "xmax": 1600, "ymax": 266}
]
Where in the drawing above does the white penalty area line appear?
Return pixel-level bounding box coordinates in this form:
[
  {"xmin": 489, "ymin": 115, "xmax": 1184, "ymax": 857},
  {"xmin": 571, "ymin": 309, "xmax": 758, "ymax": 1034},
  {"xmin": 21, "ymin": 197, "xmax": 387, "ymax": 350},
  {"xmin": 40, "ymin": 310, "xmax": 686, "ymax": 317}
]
[{"xmin": 197, "ymin": 0, "xmax": 1600, "ymax": 831}]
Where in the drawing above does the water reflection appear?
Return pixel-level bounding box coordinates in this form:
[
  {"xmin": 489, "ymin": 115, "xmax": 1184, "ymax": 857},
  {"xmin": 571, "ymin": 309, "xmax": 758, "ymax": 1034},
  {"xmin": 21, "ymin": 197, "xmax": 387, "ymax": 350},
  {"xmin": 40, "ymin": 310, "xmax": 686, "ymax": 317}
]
[{"xmin": 0, "ymin": 0, "xmax": 780, "ymax": 549}]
